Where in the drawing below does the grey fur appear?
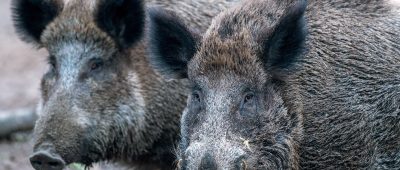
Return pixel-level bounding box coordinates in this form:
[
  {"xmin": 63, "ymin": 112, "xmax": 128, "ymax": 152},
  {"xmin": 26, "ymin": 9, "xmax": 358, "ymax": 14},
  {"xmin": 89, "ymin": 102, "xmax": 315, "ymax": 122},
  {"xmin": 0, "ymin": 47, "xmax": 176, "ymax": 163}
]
[
  {"xmin": 12, "ymin": 0, "xmax": 239, "ymax": 169},
  {"xmin": 147, "ymin": 0, "xmax": 400, "ymax": 169}
]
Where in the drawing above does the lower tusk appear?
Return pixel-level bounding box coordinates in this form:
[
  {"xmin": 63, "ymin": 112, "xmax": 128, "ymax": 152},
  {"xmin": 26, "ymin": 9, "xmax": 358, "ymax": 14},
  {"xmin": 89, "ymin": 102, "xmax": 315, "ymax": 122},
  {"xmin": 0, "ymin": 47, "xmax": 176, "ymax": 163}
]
[
  {"xmin": 241, "ymin": 159, "xmax": 247, "ymax": 170},
  {"xmin": 176, "ymin": 159, "xmax": 182, "ymax": 170},
  {"xmin": 240, "ymin": 137, "xmax": 252, "ymax": 151}
]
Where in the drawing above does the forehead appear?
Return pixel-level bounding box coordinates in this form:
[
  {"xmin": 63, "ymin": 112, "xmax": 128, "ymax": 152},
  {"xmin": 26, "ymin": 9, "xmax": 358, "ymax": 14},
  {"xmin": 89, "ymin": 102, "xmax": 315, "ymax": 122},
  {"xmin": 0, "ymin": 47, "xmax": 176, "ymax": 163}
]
[
  {"xmin": 188, "ymin": 31, "xmax": 266, "ymax": 88},
  {"xmin": 41, "ymin": 0, "xmax": 116, "ymax": 54},
  {"xmin": 187, "ymin": 0, "xmax": 292, "ymax": 85},
  {"xmin": 49, "ymin": 41, "xmax": 116, "ymax": 65}
]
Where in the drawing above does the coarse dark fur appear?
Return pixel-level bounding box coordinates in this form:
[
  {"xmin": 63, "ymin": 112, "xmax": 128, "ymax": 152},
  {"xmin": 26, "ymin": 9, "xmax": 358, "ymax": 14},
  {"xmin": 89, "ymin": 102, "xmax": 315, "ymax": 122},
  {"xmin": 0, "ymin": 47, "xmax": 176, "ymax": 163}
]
[
  {"xmin": 12, "ymin": 0, "xmax": 238, "ymax": 169},
  {"xmin": 148, "ymin": 0, "xmax": 400, "ymax": 169}
]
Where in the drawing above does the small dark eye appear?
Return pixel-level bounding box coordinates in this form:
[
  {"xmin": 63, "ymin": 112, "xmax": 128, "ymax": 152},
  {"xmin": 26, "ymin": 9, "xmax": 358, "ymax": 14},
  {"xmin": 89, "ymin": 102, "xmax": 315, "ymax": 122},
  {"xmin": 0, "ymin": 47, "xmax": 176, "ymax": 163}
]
[
  {"xmin": 243, "ymin": 93, "xmax": 254, "ymax": 104},
  {"xmin": 192, "ymin": 92, "xmax": 201, "ymax": 102},
  {"xmin": 90, "ymin": 59, "xmax": 103, "ymax": 71}
]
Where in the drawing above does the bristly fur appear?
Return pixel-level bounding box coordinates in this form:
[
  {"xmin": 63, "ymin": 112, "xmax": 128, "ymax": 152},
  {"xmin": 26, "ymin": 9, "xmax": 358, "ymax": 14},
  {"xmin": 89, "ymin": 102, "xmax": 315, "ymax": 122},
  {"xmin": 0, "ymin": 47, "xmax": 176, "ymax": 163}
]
[
  {"xmin": 12, "ymin": 0, "xmax": 240, "ymax": 169},
  {"xmin": 147, "ymin": 0, "xmax": 400, "ymax": 169},
  {"xmin": 12, "ymin": 0, "xmax": 61, "ymax": 46},
  {"xmin": 192, "ymin": 0, "xmax": 308, "ymax": 79},
  {"xmin": 146, "ymin": 0, "xmax": 306, "ymax": 81},
  {"xmin": 148, "ymin": 8, "xmax": 199, "ymax": 79},
  {"xmin": 261, "ymin": 0, "xmax": 307, "ymax": 76},
  {"xmin": 95, "ymin": 0, "xmax": 145, "ymax": 49}
]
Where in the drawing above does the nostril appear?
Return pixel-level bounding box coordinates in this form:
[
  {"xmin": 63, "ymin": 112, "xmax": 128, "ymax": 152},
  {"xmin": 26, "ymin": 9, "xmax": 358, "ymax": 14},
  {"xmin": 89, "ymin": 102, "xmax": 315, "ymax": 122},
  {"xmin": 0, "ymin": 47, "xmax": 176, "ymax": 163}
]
[
  {"xmin": 30, "ymin": 151, "xmax": 66, "ymax": 170},
  {"xmin": 31, "ymin": 160, "xmax": 42, "ymax": 166},
  {"xmin": 48, "ymin": 161, "xmax": 62, "ymax": 167},
  {"xmin": 199, "ymin": 153, "xmax": 217, "ymax": 170}
]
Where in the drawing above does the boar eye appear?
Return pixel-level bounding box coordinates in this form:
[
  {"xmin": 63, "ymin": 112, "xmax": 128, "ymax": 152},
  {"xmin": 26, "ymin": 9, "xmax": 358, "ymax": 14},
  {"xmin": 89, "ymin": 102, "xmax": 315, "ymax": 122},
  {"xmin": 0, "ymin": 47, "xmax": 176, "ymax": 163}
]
[
  {"xmin": 192, "ymin": 91, "xmax": 201, "ymax": 102},
  {"xmin": 240, "ymin": 92, "xmax": 257, "ymax": 116},
  {"xmin": 89, "ymin": 58, "xmax": 104, "ymax": 71},
  {"xmin": 244, "ymin": 93, "xmax": 254, "ymax": 104}
]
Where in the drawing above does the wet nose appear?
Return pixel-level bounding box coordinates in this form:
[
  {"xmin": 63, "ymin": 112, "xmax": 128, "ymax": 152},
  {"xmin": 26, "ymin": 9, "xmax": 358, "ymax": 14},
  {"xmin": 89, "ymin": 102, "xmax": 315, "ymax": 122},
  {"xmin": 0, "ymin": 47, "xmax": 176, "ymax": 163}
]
[
  {"xmin": 29, "ymin": 151, "xmax": 65, "ymax": 170},
  {"xmin": 199, "ymin": 153, "xmax": 217, "ymax": 170}
]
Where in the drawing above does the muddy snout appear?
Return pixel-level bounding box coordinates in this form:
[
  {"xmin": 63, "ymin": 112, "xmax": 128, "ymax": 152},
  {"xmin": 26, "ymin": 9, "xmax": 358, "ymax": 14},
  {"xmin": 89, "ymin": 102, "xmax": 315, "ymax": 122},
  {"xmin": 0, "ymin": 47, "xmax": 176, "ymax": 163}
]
[{"xmin": 30, "ymin": 144, "xmax": 66, "ymax": 170}]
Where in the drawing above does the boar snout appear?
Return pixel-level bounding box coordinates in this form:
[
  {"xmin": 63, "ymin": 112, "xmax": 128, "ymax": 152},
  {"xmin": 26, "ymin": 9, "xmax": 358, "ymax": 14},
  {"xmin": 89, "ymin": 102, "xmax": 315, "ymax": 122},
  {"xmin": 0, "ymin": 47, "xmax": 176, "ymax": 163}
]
[
  {"xmin": 30, "ymin": 143, "xmax": 65, "ymax": 170},
  {"xmin": 199, "ymin": 152, "xmax": 218, "ymax": 170}
]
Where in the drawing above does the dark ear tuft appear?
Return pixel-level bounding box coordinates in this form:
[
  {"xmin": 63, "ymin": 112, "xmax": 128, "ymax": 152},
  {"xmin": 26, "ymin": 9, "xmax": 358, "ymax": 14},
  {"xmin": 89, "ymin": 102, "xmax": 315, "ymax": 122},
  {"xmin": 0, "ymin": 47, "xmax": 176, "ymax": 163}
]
[
  {"xmin": 262, "ymin": 0, "xmax": 307, "ymax": 76},
  {"xmin": 148, "ymin": 8, "xmax": 199, "ymax": 79},
  {"xmin": 12, "ymin": 0, "xmax": 60, "ymax": 45},
  {"xmin": 95, "ymin": 0, "xmax": 145, "ymax": 49}
]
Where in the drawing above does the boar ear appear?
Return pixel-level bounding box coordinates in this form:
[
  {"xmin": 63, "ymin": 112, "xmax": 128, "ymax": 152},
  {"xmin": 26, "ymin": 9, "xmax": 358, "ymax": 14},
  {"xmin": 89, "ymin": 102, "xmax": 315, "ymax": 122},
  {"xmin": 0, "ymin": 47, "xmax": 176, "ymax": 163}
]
[
  {"xmin": 261, "ymin": 0, "xmax": 307, "ymax": 77},
  {"xmin": 95, "ymin": 0, "xmax": 145, "ymax": 49},
  {"xmin": 12, "ymin": 0, "xmax": 60, "ymax": 45},
  {"xmin": 148, "ymin": 8, "xmax": 199, "ymax": 79}
]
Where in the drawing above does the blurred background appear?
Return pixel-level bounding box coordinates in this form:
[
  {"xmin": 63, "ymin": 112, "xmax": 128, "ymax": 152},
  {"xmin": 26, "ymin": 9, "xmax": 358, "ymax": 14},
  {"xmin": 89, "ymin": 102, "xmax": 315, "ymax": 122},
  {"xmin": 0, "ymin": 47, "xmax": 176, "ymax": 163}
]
[{"xmin": 0, "ymin": 0, "xmax": 47, "ymax": 169}]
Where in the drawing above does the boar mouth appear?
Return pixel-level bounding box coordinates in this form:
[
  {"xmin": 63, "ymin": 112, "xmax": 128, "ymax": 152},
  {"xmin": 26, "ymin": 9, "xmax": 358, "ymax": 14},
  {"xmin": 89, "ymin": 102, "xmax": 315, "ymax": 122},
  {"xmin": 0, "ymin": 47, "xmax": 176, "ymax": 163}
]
[
  {"xmin": 61, "ymin": 148, "xmax": 103, "ymax": 167},
  {"xmin": 78, "ymin": 151, "xmax": 104, "ymax": 167}
]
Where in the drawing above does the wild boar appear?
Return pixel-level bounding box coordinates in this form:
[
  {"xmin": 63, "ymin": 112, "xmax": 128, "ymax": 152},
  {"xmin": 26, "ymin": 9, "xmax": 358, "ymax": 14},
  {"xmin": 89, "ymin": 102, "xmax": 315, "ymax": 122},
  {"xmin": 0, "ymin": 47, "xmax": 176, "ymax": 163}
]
[
  {"xmin": 12, "ymin": 0, "xmax": 238, "ymax": 169},
  {"xmin": 148, "ymin": 0, "xmax": 400, "ymax": 169}
]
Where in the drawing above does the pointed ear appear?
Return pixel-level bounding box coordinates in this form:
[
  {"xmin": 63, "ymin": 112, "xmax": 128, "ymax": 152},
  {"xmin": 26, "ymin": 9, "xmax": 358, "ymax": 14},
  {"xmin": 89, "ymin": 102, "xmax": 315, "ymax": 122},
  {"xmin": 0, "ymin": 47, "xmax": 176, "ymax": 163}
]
[
  {"xmin": 148, "ymin": 8, "xmax": 199, "ymax": 79},
  {"xmin": 95, "ymin": 0, "xmax": 145, "ymax": 49},
  {"xmin": 12, "ymin": 0, "xmax": 61, "ymax": 45},
  {"xmin": 261, "ymin": 0, "xmax": 307, "ymax": 77}
]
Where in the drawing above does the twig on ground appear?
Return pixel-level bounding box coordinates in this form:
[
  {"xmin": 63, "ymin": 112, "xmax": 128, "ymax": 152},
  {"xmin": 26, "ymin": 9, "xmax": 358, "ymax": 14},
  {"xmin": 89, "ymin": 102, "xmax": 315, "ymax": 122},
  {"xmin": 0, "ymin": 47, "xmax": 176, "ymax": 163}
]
[{"xmin": 0, "ymin": 108, "xmax": 37, "ymax": 137}]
